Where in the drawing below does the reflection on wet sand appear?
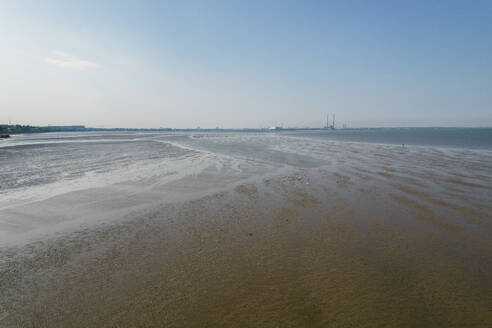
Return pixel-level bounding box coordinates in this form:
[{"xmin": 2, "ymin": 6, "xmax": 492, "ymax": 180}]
[{"xmin": 0, "ymin": 133, "xmax": 491, "ymax": 327}]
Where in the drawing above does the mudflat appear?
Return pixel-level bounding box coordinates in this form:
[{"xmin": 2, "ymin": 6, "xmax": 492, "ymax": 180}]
[{"xmin": 1, "ymin": 132, "xmax": 491, "ymax": 327}]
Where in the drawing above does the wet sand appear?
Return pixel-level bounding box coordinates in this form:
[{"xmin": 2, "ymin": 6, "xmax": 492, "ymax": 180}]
[{"xmin": 1, "ymin": 135, "xmax": 492, "ymax": 327}]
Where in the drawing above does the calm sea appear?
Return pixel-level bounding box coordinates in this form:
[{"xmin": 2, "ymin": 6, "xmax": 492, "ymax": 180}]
[{"xmin": 285, "ymin": 127, "xmax": 492, "ymax": 150}]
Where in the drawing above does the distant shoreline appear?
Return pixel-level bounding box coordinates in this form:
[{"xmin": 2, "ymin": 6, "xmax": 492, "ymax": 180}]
[
  {"xmin": 1, "ymin": 124, "xmax": 491, "ymax": 136},
  {"xmin": 1, "ymin": 124, "xmax": 321, "ymax": 135}
]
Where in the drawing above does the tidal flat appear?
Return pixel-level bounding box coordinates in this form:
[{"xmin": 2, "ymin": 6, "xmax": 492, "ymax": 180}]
[{"xmin": 0, "ymin": 131, "xmax": 491, "ymax": 327}]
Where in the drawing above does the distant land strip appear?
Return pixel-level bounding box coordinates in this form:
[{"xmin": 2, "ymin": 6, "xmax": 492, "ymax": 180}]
[
  {"xmin": 0, "ymin": 124, "xmax": 325, "ymax": 134},
  {"xmin": 2, "ymin": 124, "xmax": 488, "ymax": 136}
]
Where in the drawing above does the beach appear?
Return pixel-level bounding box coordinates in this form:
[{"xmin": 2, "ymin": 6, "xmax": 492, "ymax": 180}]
[{"xmin": 1, "ymin": 131, "xmax": 491, "ymax": 327}]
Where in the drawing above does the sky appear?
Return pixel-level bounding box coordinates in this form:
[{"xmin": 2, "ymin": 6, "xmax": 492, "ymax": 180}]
[{"xmin": 1, "ymin": 0, "xmax": 491, "ymax": 128}]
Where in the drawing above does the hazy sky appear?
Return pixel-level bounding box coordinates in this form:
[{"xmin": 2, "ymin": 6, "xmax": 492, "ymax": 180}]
[{"xmin": 1, "ymin": 1, "xmax": 491, "ymax": 128}]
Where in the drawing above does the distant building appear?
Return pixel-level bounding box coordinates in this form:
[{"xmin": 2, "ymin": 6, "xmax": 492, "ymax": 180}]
[{"xmin": 324, "ymin": 114, "xmax": 335, "ymax": 130}]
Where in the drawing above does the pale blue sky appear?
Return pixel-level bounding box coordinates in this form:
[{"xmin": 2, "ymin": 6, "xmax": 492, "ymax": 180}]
[{"xmin": 1, "ymin": 0, "xmax": 491, "ymax": 128}]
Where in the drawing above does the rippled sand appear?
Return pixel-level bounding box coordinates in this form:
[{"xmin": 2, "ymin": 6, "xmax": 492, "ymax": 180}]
[{"xmin": 1, "ymin": 133, "xmax": 491, "ymax": 327}]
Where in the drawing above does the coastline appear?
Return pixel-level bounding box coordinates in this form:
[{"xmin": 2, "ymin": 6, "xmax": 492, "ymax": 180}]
[{"xmin": 1, "ymin": 133, "xmax": 491, "ymax": 327}]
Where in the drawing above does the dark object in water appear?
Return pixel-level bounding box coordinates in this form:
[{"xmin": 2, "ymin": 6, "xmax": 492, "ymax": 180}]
[{"xmin": 0, "ymin": 134, "xmax": 10, "ymax": 139}]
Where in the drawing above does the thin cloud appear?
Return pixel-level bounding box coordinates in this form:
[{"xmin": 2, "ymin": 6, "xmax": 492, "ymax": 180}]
[{"xmin": 46, "ymin": 51, "xmax": 99, "ymax": 70}]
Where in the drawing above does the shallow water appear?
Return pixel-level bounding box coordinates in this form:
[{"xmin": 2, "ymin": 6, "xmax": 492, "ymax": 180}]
[
  {"xmin": 0, "ymin": 131, "xmax": 491, "ymax": 327},
  {"xmin": 285, "ymin": 127, "xmax": 492, "ymax": 150}
]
